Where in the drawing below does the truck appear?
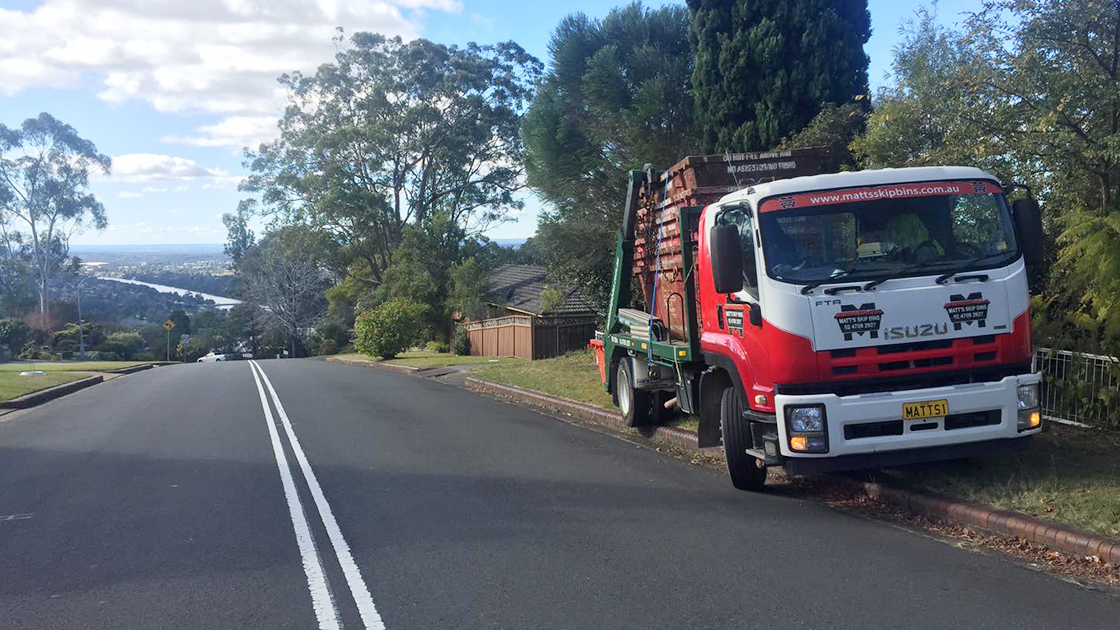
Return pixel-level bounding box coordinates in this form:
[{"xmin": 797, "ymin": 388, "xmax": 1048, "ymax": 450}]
[{"xmin": 594, "ymin": 149, "xmax": 1045, "ymax": 490}]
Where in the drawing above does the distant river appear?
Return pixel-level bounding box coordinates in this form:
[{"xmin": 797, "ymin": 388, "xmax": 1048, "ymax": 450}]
[{"xmin": 97, "ymin": 277, "xmax": 242, "ymax": 308}]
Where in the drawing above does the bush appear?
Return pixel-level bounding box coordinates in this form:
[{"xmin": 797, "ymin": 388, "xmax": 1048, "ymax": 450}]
[
  {"xmin": 85, "ymin": 350, "xmax": 121, "ymax": 361},
  {"xmin": 452, "ymin": 325, "xmax": 470, "ymax": 356},
  {"xmin": 318, "ymin": 338, "xmax": 340, "ymax": 356},
  {"xmin": 0, "ymin": 318, "xmax": 31, "ymax": 352},
  {"xmin": 424, "ymin": 339, "xmax": 449, "ymax": 353},
  {"xmin": 107, "ymin": 331, "xmax": 145, "ymax": 360},
  {"xmin": 353, "ymin": 299, "xmax": 427, "ymax": 359}
]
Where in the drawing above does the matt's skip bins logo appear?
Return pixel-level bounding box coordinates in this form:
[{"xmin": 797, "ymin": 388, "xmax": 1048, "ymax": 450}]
[
  {"xmin": 834, "ymin": 303, "xmax": 883, "ymax": 341},
  {"xmin": 944, "ymin": 292, "xmax": 990, "ymax": 330}
]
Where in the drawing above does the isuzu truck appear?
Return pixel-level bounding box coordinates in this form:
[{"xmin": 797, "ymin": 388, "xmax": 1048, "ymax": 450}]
[{"xmin": 594, "ymin": 150, "xmax": 1045, "ymax": 490}]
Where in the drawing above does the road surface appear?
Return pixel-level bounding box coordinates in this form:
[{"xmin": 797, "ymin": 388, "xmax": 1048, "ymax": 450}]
[{"xmin": 0, "ymin": 359, "xmax": 1116, "ymax": 629}]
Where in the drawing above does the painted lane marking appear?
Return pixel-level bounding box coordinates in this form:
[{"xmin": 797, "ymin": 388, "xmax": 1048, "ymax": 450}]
[
  {"xmin": 0, "ymin": 513, "xmax": 33, "ymax": 521},
  {"xmin": 249, "ymin": 363, "xmax": 341, "ymax": 630},
  {"xmin": 251, "ymin": 360, "xmax": 387, "ymax": 630}
]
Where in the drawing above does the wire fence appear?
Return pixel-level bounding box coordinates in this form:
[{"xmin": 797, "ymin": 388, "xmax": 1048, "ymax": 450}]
[{"xmin": 1035, "ymin": 347, "xmax": 1120, "ymax": 429}]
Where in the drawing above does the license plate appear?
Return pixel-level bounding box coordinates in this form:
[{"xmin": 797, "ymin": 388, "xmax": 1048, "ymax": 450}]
[{"xmin": 902, "ymin": 399, "xmax": 948, "ymax": 420}]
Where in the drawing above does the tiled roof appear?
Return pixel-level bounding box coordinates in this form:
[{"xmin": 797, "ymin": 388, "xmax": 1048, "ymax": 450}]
[{"xmin": 484, "ymin": 265, "xmax": 595, "ymax": 316}]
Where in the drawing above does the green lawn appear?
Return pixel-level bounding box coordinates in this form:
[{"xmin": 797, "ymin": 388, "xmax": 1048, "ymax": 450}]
[
  {"xmin": 0, "ymin": 372, "xmax": 91, "ymax": 402},
  {"xmin": 0, "ymin": 361, "xmax": 152, "ymax": 373},
  {"xmin": 472, "ymin": 349, "xmax": 702, "ymax": 431},
  {"xmin": 333, "ymin": 351, "xmax": 517, "ymax": 369},
  {"xmin": 885, "ymin": 423, "xmax": 1120, "ymax": 538},
  {"xmin": 473, "ymin": 349, "xmax": 615, "ymax": 409}
]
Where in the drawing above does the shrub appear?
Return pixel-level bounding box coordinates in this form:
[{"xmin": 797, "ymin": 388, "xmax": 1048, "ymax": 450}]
[
  {"xmin": 107, "ymin": 331, "xmax": 145, "ymax": 360},
  {"xmin": 451, "ymin": 325, "xmax": 470, "ymax": 356},
  {"xmin": 85, "ymin": 350, "xmax": 121, "ymax": 361},
  {"xmin": 318, "ymin": 338, "xmax": 340, "ymax": 356},
  {"xmin": 0, "ymin": 318, "xmax": 31, "ymax": 352},
  {"xmin": 354, "ymin": 299, "xmax": 427, "ymax": 359},
  {"xmin": 424, "ymin": 339, "xmax": 449, "ymax": 353}
]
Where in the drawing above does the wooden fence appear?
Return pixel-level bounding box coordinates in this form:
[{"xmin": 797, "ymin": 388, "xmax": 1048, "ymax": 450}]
[{"xmin": 464, "ymin": 314, "xmax": 596, "ymax": 360}]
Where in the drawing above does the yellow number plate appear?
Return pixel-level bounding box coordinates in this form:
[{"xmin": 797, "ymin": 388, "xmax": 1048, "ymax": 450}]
[{"xmin": 902, "ymin": 399, "xmax": 948, "ymax": 420}]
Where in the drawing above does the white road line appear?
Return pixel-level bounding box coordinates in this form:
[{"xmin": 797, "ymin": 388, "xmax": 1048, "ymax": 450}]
[
  {"xmin": 249, "ymin": 363, "xmax": 342, "ymax": 630},
  {"xmin": 251, "ymin": 360, "xmax": 387, "ymax": 630}
]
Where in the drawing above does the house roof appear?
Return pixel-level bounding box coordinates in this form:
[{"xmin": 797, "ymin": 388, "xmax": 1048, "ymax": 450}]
[{"xmin": 484, "ymin": 265, "xmax": 596, "ymax": 316}]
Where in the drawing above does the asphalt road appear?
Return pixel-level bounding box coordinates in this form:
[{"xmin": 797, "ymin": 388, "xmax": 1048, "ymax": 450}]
[{"xmin": 0, "ymin": 359, "xmax": 1116, "ymax": 629}]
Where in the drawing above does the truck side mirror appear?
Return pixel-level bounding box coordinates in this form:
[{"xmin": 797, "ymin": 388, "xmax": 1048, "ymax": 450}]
[
  {"xmin": 711, "ymin": 224, "xmax": 745, "ymax": 294},
  {"xmin": 1012, "ymin": 197, "xmax": 1044, "ymax": 265}
]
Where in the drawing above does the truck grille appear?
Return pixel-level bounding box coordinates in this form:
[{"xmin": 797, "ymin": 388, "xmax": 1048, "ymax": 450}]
[{"xmin": 827, "ymin": 336, "xmax": 1000, "ymax": 379}]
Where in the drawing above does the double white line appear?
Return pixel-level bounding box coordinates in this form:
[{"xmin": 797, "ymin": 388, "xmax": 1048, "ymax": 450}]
[{"xmin": 248, "ymin": 360, "xmax": 386, "ymax": 630}]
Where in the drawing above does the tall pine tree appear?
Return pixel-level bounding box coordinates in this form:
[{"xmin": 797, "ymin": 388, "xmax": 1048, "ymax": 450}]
[{"xmin": 688, "ymin": 0, "xmax": 871, "ymax": 152}]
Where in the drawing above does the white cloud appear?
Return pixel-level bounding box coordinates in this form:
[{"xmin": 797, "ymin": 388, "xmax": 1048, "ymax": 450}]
[
  {"xmin": 109, "ymin": 153, "xmax": 233, "ymax": 183},
  {"xmin": 0, "ymin": 0, "xmax": 464, "ymax": 151},
  {"xmin": 163, "ymin": 115, "xmax": 280, "ymax": 151},
  {"xmin": 117, "ymin": 191, "xmax": 143, "ymax": 199}
]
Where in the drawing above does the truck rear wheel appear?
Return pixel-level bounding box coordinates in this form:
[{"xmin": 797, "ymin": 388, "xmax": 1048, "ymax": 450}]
[
  {"xmin": 617, "ymin": 359, "xmax": 651, "ymax": 427},
  {"xmin": 720, "ymin": 386, "xmax": 767, "ymax": 491}
]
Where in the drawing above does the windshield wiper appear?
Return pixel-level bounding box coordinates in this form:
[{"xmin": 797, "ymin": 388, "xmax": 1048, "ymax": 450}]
[
  {"xmin": 934, "ymin": 252, "xmax": 1011, "ymax": 285},
  {"xmin": 799, "ymin": 266, "xmax": 892, "ymax": 295},
  {"xmin": 862, "ymin": 261, "xmax": 931, "ymax": 291}
]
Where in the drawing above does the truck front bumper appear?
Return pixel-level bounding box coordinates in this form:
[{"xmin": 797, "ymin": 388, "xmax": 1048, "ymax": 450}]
[{"xmin": 773, "ymin": 372, "xmax": 1041, "ymax": 470}]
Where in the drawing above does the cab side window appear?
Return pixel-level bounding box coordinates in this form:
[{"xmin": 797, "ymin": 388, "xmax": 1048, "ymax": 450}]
[{"xmin": 721, "ymin": 206, "xmax": 759, "ymax": 294}]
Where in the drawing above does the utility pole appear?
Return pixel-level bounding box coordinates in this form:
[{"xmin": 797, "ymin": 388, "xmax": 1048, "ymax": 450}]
[{"xmin": 76, "ymin": 276, "xmax": 90, "ymax": 361}]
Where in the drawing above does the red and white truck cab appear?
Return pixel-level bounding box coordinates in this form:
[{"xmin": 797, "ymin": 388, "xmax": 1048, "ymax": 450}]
[{"xmin": 598, "ymin": 156, "xmax": 1046, "ymax": 490}]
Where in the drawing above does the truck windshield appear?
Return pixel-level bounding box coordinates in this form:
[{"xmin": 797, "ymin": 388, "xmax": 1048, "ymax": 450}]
[{"xmin": 756, "ymin": 180, "xmax": 1019, "ymax": 285}]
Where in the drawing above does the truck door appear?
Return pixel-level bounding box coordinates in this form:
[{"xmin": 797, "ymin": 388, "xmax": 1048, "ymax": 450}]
[{"xmin": 715, "ymin": 204, "xmax": 765, "ymax": 389}]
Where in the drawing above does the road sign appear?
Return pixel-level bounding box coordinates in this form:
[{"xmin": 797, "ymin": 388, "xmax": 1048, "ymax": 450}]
[
  {"xmin": 163, "ymin": 320, "xmax": 176, "ymax": 332},
  {"xmin": 180, "ymin": 334, "xmax": 191, "ymax": 345}
]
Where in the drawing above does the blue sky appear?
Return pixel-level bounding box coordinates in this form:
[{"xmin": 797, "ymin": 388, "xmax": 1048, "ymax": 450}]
[{"xmin": 0, "ymin": 0, "xmax": 978, "ymax": 246}]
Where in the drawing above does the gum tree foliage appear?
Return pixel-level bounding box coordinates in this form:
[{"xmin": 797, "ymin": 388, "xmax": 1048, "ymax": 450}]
[
  {"xmin": 853, "ymin": 1, "xmax": 1120, "ymax": 345},
  {"xmin": 240, "ymin": 32, "xmax": 541, "ymax": 288},
  {"xmin": 0, "ymin": 113, "xmax": 110, "ymax": 314},
  {"xmin": 241, "ymin": 226, "xmax": 334, "ymax": 357},
  {"xmin": 522, "ymin": 3, "xmax": 698, "ymax": 310},
  {"xmin": 688, "ymin": 0, "xmax": 871, "ymax": 153}
]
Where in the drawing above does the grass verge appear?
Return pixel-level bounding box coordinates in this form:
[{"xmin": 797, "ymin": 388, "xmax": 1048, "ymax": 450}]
[
  {"xmin": 884, "ymin": 423, "xmax": 1120, "ymax": 538},
  {"xmin": 473, "ymin": 350, "xmax": 614, "ymax": 409},
  {"xmin": 332, "ymin": 351, "xmax": 518, "ymax": 369},
  {"xmin": 0, "ymin": 361, "xmax": 152, "ymax": 373},
  {"xmin": 0, "ymin": 372, "xmax": 90, "ymax": 402}
]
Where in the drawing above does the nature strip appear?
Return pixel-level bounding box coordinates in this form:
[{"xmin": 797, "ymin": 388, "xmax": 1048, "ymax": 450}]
[
  {"xmin": 0, "ymin": 375, "xmax": 104, "ymax": 409},
  {"xmin": 462, "ymin": 375, "xmax": 1120, "ymax": 565}
]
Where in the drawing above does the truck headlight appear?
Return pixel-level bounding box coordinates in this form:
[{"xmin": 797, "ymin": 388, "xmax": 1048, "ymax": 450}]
[
  {"xmin": 788, "ymin": 406, "xmax": 824, "ymax": 432},
  {"xmin": 1017, "ymin": 383, "xmax": 1039, "ymax": 410}
]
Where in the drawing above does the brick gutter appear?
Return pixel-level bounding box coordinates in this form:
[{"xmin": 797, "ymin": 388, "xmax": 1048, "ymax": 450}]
[
  {"xmin": 463, "ymin": 374, "xmax": 1120, "ymax": 565},
  {"xmin": 0, "ymin": 375, "xmax": 104, "ymax": 409}
]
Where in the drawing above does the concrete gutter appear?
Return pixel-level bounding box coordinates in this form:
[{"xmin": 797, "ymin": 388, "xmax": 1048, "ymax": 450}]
[
  {"xmin": 0, "ymin": 375, "xmax": 104, "ymax": 409},
  {"xmin": 327, "ymin": 356, "xmax": 420, "ymax": 375},
  {"xmin": 463, "ymin": 374, "xmax": 1120, "ymax": 565},
  {"xmin": 107, "ymin": 364, "xmax": 155, "ymax": 375}
]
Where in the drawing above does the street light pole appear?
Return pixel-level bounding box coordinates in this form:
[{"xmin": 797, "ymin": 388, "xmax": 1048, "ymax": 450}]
[{"xmin": 77, "ymin": 276, "xmax": 90, "ymax": 361}]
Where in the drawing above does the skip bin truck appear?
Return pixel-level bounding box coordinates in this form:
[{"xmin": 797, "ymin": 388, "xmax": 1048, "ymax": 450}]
[{"xmin": 593, "ymin": 149, "xmax": 1046, "ymax": 490}]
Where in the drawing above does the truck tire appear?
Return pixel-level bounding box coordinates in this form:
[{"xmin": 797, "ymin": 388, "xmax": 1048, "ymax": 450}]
[
  {"xmin": 720, "ymin": 386, "xmax": 767, "ymax": 491},
  {"xmin": 617, "ymin": 359, "xmax": 651, "ymax": 427}
]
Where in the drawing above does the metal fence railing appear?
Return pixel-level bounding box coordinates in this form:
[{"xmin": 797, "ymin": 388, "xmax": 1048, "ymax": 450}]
[{"xmin": 1035, "ymin": 347, "xmax": 1120, "ymax": 428}]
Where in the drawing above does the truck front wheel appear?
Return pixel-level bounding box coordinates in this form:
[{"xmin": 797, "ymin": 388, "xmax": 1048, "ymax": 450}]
[
  {"xmin": 617, "ymin": 359, "xmax": 651, "ymax": 427},
  {"xmin": 720, "ymin": 386, "xmax": 767, "ymax": 491}
]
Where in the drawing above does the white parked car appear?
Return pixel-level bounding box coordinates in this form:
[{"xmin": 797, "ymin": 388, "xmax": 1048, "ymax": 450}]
[{"xmin": 197, "ymin": 351, "xmax": 232, "ymax": 363}]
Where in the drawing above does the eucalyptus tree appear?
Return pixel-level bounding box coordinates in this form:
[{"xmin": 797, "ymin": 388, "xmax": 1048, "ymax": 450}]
[
  {"xmin": 240, "ymin": 33, "xmax": 542, "ymax": 287},
  {"xmin": 0, "ymin": 113, "xmax": 110, "ymax": 315}
]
